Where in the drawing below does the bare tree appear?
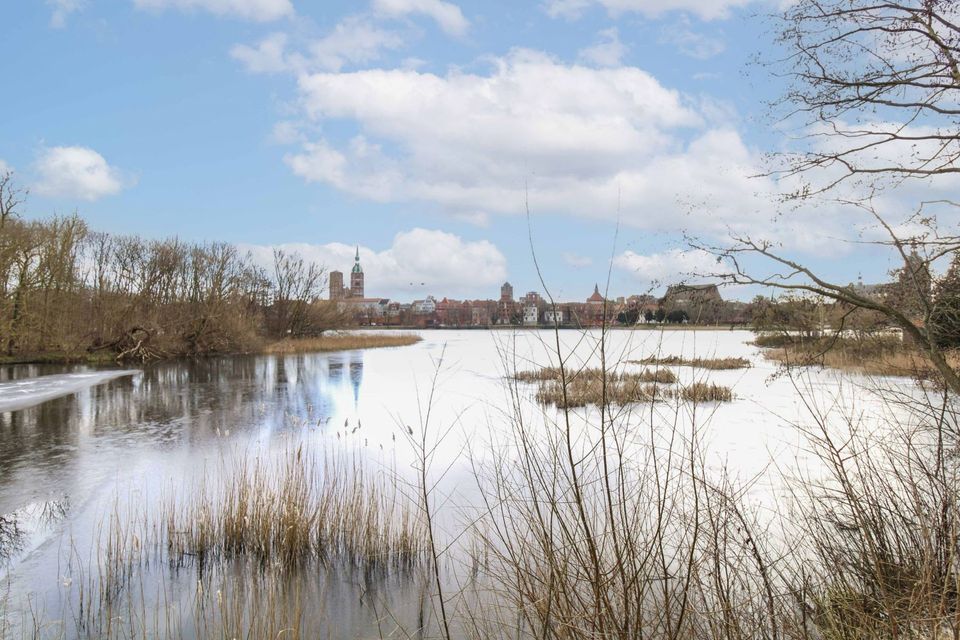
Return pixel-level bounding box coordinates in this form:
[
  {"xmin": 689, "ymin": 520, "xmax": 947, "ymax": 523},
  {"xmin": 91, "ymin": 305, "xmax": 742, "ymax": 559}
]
[
  {"xmin": 699, "ymin": 0, "xmax": 960, "ymax": 394},
  {"xmin": 772, "ymin": 0, "xmax": 960, "ymax": 196},
  {"xmin": 270, "ymin": 248, "xmax": 325, "ymax": 338},
  {"xmin": 0, "ymin": 170, "xmax": 26, "ymax": 230}
]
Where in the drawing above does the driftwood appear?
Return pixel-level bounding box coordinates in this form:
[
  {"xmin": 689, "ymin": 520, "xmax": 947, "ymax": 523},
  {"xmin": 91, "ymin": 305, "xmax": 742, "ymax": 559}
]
[{"xmin": 87, "ymin": 326, "xmax": 164, "ymax": 363}]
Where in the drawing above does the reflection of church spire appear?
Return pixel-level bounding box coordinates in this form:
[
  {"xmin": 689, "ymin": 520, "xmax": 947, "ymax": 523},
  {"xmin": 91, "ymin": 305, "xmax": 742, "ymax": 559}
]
[{"xmin": 349, "ymin": 357, "xmax": 363, "ymax": 407}]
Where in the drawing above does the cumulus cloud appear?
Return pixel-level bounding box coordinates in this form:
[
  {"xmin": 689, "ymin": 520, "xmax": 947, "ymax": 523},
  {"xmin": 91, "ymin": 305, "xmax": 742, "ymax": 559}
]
[
  {"xmin": 242, "ymin": 228, "xmax": 507, "ymax": 299},
  {"xmin": 48, "ymin": 0, "xmax": 85, "ymax": 28},
  {"xmin": 230, "ymin": 32, "xmax": 291, "ymax": 73},
  {"xmin": 280, "ymin": 49, "xmax": 804, "ymax": 238},
  {"xmin": 33, "ymin": 146, "xmax": 127, "ymax": 201},
  {"xmin": 372, "ymin": 0, "xmax": 469, "ymax": 36},
  {"xmin": 659, "ymin": 17, "xmax": 726, "ymax": 59},
  {"xmin": 578, "ymin": 28, "xmax": 627, "ymax": 67},
  {"xmin": 614, "ymin": 248, "xmax": 728, "ymax": 288},
  {"xmin": 231, "ymin": 17, "xmax": 406, "ymax": 74},
  {"xmin": 544, "ymin": 0, "xmax": 756, "ymax": 21},
  {"xmin": 133, "ymin": 0, "xmax": 293, "ymax": 22},
  {"xmin": 307, "ymin": 16, "xmax": 406, "ymax": 71}
]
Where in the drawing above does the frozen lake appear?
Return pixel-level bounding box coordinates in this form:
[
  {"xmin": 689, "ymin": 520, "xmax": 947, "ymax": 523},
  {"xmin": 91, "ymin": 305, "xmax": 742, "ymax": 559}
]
[{"xmin": 0, "ymin": 328, "xmax": 910, "ymax": 638}]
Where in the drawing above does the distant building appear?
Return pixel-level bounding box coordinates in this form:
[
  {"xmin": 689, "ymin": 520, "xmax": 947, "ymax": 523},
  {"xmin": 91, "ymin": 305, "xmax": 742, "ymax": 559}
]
[
  {"xmin": 412, "ymin": 296, "xmax": 437, "ymax": 315},
  {"xmin": 341, "ymin": 297, "xmax": 391, "ymax": 324},
  {"xmin": 498, "ymin": 282, "xmax": 516, "ymax": 324},
  {"xmin": 350, "ymin": 247, "xmax": 364, "ymax": 298},
  {"xmin": 544, "ymin": 309, "xmax": 564, "ymax": 324},
  {"xmin": 523, "ymin": 305, "xmax": 539, "ymax": 326},
  {"xmin": 329, "ymin": 271, "xmax": 344, "ymax": 300},
  {"xmin": 587, "ymin": 284, "xmax": 605, "ymax": 305},
  {"xmin": 520, "ymin": 291, "xmax": 543, "ymax": 306},
  {"xmin": 471, "ymin": 305, "xmax": 492, "ymax": 326}
]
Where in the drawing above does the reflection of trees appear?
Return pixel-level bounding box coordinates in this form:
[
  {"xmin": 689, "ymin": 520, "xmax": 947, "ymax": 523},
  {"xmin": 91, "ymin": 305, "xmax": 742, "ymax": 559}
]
[
  {"xmin": 0, "ymin": 352, "xmax": 368, "ymax": 500},
  {"xmin": 0, "ymin": 513, "xmax": 21, "ymax": 561}
]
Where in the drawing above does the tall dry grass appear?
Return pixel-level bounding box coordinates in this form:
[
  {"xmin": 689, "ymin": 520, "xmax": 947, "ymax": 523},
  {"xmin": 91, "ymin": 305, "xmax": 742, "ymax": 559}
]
[
  {"xmin": 9, "ymin": 443, "xmax": 431, "ymax": 640},
  {"xmin": 754, "ymin": 332, "xmax": 960, "ymax": 383},
  {"xmin": 163, "ymin": 446, "xmax": 427, "ymax": 572},
  {"xmin": 264, "ymin": 332, "xmax": 421, "ymax": 354},
  {"xmin": 515, "ymin": 365, "xmax": 732, "ymax": 408},
  {"xmin": 630, "ymin": 355, "xmax": 752, "ymax": 370},
  {"xmin": 463, "ymin": 325, "xmax": 960, "ymax": 640},
  {"xmin": 467, "ymin": 333, "xmax": 775, "ymax": 640}
]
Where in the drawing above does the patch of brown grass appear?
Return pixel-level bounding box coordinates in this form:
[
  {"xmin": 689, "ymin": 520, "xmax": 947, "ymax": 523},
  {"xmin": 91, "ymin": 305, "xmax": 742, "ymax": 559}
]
[
  {"xmin": 630, "ymin": 356, "xmax": 751, "ymax": 370},
  {"xmin": 515, "ymin": 367, "xmax": 676, "ymax": 385},
  {"xmin": 535, "ymin": 376, "xmax": 670, "ymax": 409},
  {"xmin": 756, "ymin": 334, "xmax": 960, "ymax": 379},
  {"xmin": 520, "ymin": 366, "xmax": 730, "ymax": 408},
  {"xmin": 637, "ymin": 368, "xmax": 678, "ymax": 383},
  {"xmin": 163, "ymin": 447, "xmax": 428, "ymax": 572},
  {"xmin": 680, "ymin": 382, "xmax": 733, "ymax": 403},
  {"xmin": 264, "ymin": 333, "xmax": 421, "ymax": 355}
]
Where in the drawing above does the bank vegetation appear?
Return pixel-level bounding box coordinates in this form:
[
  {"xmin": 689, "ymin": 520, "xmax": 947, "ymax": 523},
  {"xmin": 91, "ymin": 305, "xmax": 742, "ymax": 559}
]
[{"xmin": 0, "ymin": 185, "xmax": 358, "ymax": 364}]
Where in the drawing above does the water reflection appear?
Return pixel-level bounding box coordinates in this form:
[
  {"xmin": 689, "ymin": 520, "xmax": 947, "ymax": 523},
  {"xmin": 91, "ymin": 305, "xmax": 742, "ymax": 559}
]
[{"xmin": 0, "ymin": 352, "xmax": 368, "ymax": 562}]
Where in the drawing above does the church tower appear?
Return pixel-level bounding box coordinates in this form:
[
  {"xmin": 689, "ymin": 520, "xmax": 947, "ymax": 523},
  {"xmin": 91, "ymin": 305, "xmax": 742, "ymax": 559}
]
[{"xmin": 350, "ymin": 246, "xmax": 364, "ymax": 298}]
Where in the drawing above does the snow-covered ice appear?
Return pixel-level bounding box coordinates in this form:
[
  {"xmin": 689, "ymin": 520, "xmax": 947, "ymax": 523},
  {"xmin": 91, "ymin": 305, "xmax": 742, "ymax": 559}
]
[{"xmin": 0, "ymin": 370, "xmax": 140, "ymax": 413}]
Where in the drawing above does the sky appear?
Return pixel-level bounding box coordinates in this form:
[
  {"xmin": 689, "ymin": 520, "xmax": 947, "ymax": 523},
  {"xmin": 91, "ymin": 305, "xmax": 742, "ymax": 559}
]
[{"xmin": 0, "ymin": 0, "xmax": 925, "ymax": 301}]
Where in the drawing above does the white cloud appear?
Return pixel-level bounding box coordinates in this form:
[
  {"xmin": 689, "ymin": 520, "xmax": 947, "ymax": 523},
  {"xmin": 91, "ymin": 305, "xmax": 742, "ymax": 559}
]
[
  {"xmin": 614, "ymin": 248, "xmax": 728, "ymax": 287},
  {"xmin": 285, "ymin": 140, "xmax": 349, "ymax": 189},
  {"xmin": 134, "ymin": 0, "xmax": 293, "ymax": 22},
  {"xmin": 242, "ymin": 228, "xmax": 507, "ymax": 298},
  {"xmin": 307, "ymin": 16, "xmax": 405, "ymax": 71},
  {"xmin": 372, "ymin": 0, "xmax": 469, "ymax": 36},
  {"xmin": 0, "ymin": 160, "xmax": 10, "ymax": 175},
  {"xmin": 578, "ymin": 28, "xmax": 627, "ymax": 67},
  {"xmin": 660, "ymin": 17, "xmax": 725, "ymax": 59},
  {"xmin": 48, "ymin": 0, "xmax": 85, "ymax": 28},
  {"xmin": 563, "ymin": 252, "xmax": 593, "ymax": 268},
  {"xmin": 544, "ymin": 0, "xmax": 756, "ymax": 21},
  {"xmin": 231, "ymin": 18, "xmax": 405, "ymax": 74},
  {"xmin": 33, "ymin": 146, "xmax": 126, "ymax": 201},
  {"xmin": 282, "ymin": 50, "xmax": 795, "ymax": 237},
  {"xmin": 230, "ymin": 32, "xmax": 290, "ymax": 73}
]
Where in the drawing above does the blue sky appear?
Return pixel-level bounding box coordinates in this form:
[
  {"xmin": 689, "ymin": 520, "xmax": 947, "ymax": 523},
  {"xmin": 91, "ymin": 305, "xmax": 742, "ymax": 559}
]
[{"xmin": 1, "ymin": 0, "xmax": 910, "ymax": 301}]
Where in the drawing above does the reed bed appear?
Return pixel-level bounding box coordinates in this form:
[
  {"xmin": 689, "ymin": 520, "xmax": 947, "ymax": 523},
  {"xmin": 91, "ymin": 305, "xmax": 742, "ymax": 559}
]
[
  {"xmin": 637, "ymin": 368, "xmax": 677, "ymax": 383},
  {"xmin": 163, "ymin": 447, "xmax": 428, "ymax": 572},
  {"xmin": 679, "ymin": 381, "xmax": 733, "ymax": 402},
  {"xmin": 755, "ymin": 333, "xmax": 960, "ymax": 380},
  {"xmin": 264, "ymin": 332, "xmax": 422, "ymax": 354},
  {"xmin": 534, "ymin": 376, "xmax": 669, "ymax": 409},
  {"xmin": 14, "ymin": 445, "xmax": 432, "ymax": 639},
  {"xmin": 629, "ymin": 355, "xmax": 752, "ymax": 369},
  {"xmin": 515, "ymin": 366, "xmax": 675, "ymax": 384},
  {"xmin": 518, "ymin": 365, "xmax": 729, "ymax": 408}
]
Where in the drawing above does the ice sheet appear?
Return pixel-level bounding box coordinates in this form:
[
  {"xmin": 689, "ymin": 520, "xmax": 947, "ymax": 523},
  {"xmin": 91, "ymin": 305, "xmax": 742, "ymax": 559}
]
[{"xmin": 0, "ymin": 370, "xmax": 140, "ymax": 413}]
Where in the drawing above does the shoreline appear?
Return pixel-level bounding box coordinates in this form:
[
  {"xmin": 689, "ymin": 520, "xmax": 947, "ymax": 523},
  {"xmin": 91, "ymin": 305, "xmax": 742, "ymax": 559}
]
[
  {"xmin": 0, "ymin": 325, "xmax": 752, "ymax": 367},
  {"xmin": 0, "ymin": 333, "xmax": 424, "ymax": 367}
]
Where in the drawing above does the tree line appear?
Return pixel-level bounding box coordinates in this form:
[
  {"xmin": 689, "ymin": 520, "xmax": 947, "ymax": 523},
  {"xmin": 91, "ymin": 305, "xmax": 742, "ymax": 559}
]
[{"xmin": 0, "ymin": 175, "xmax": 344, "ymax": 362}]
